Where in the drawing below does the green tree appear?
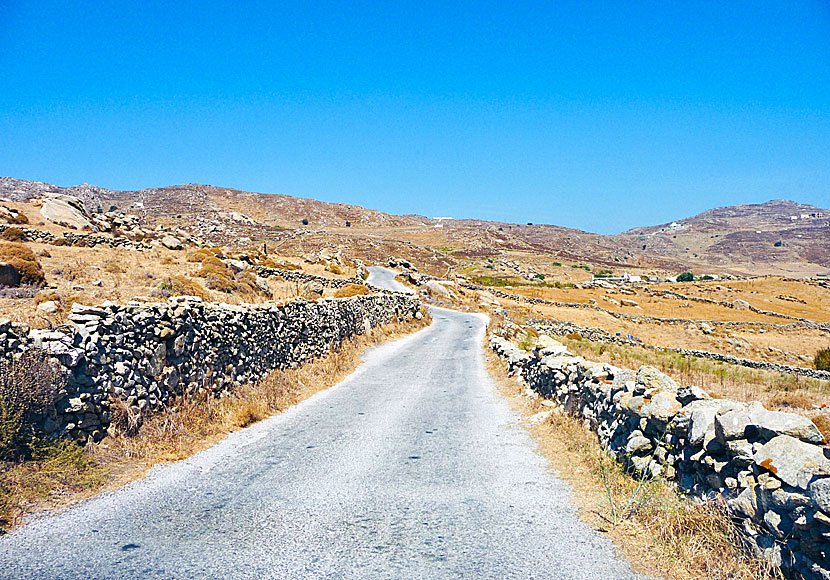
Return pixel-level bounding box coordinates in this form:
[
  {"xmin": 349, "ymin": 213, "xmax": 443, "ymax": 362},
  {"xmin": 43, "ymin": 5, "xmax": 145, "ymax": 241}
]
[{"xmin": 676, "ymin": 272, "xmax": 694, "ymax": 282}]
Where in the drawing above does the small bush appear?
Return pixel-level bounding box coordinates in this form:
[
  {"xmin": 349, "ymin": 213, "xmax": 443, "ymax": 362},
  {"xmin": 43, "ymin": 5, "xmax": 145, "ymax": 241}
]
[
  {"xmin": 334, "ymin": 283, "xmax": 371, "ymax": 298},
  {"xmin": 676, "ymin": 272, "xmax": 694, "ymax": 282},
  {"xmin": 773, "ymin": 240, "xmax": 783, "ymax": 247},
  {"xmin": 103, "ymin": 260, "xmax": 125, "ymax": 274},
  {"xmin": 0, "ymin": 228, "xmax": 26, "ymax": 242},
  {"xmin": 0, "ymin": 348, "xmax": 65, "ymax": 460},
  {"xmin": 301, "ymin": 218, "xmax": 309, "ymax": 226},
  {"xmin": 565, "ymin": 332, "xmax": 583, "ymax": 341},
  {"xmin": 33, "ymin": 291, "xmax": 61, "ymax": 306},
  {"xmin": 327, "ymin": 264, "xmax": 344, "ymax": 275},
  {"xmin": 186, "ymin": 249, "xmax": 214, "ymax": 263},
  {"xmin": 154, "ymin": 276, "xmax": 210, "ymax": 301},
  {"xmin": 2, "ymin": 210, "xmax": 29, "ymax": 225},
  {"xmin": 815, "ymin": 347, "xmax": 830, "ymax": 371},
  {"xmin": 0, "ymin": 242, "xmax": 45, "ymax": 286}
]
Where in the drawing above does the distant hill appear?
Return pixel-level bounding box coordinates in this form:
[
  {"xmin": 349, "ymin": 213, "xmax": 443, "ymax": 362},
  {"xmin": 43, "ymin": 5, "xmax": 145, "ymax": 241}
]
[
  {"xmin": 613, "ymin": 199, "xmax": 830, "ymax": 273},
  {"xmin": 2, "ymin": 177, "xmax": 827, "ymax": 274}
]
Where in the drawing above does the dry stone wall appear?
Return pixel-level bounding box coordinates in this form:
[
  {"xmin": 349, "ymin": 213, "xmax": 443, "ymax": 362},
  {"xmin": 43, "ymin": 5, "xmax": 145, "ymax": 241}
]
[
  {"xmin": 1, "ymin": 293, "xmax": 421, "ymax": 443},
  {"xmin": 0, "ymin": 224, "xmax": 151, "ymax": 251},
  {"xmin": 529, "ymin": 318, "xmax": 830, "ymax": 382},
  {"xmin": 491, "ymin": 336, "xmax": 830, "ymax": 580}
]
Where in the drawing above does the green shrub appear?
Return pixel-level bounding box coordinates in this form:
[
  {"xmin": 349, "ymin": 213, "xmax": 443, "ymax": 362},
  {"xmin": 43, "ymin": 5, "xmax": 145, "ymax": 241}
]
[
  {"xmin": 0, "ymin": 349, "xmax": 64, "ymax": 460},
  {"xmin": 677, "ymin": 272, "xmax": 694, "ymax": 282},
  {"xmin": 815, "ymin": 347, "xmax": 830, "ymax": 371}
]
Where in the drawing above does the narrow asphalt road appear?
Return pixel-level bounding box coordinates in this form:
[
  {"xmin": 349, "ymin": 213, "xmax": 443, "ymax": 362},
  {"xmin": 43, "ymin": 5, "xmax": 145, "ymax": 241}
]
[
  {"xmin": 366, "ymin": 266, "xmax": 414, "ymax": 293},
  {"xmin": 0, "ymin": 268, "xmax": 646, "ymax": 579}
]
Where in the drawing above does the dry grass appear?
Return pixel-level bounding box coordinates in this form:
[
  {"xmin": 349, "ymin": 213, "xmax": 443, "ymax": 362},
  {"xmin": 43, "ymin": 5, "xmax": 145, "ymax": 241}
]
[
  {"xmin": 0, "ymin": 315, "xmax": 430, "ymax": 531},
  {"xmin": 333, "ymin": 283, "xmax": 370, "ymax": 298},
  {"xmin": 153, "ymin": 276, "xmax": 210, "ymax": 301},
  {"xmin": 0, "ymin": 440, "xmax": 106, "ymax": 532},
  {"xmin": 486, "ymin": 351, "xmax": 780, "ymax": 580},
  {"xmin": 555, "ymin": 336, "xmax": 830, "ymax": 415}
]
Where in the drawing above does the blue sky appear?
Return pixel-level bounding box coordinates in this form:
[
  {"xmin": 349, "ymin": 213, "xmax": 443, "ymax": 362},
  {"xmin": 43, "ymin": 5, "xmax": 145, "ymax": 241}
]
[{"xmin": 1, "ymin": 1, "xmax": 829, "ymax": 234}]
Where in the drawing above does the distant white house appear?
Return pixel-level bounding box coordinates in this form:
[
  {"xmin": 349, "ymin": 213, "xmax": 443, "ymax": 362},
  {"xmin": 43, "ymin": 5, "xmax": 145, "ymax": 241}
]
[
  {"xmin": 668, "ymin": 221, "xmax": 681, "ymax": 229},
  {"xmin": 790, "ymin": 215, "xmax": 799, "ymax": 221},
  {"xmin": 593, "ymin": 272, "xmax": 641, "ymax": 283}
]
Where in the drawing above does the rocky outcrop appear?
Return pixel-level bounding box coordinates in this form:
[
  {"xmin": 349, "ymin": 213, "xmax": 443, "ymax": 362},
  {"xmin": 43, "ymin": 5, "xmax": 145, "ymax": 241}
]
[
  {"xmin": 1, "ymin": 293, "xmax": 421, "ymax": 443},
  {"xmin": 491, "ymin": 336, "xmax": 830, "ymax": 580}
]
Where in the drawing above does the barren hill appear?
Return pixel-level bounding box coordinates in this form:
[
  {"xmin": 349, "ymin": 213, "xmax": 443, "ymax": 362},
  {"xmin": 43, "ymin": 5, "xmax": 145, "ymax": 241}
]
[
  {"xmin": 2, "ymin": 177, "xmax": 828, "ymax": 275},
  {"xmin": 614, "ymin": 199, "xmax": 830, "ymax": 274}
]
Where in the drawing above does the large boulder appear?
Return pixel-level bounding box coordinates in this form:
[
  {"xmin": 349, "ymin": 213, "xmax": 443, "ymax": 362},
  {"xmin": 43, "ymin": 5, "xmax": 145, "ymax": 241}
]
[
  {"xmin": 534, "ymin": 334, "xmax": 568, "ymax": 356},
  {"xmin": 754, "ymin": 435, "xmax": 830, "ymax": 489},
  {"xmin": 40, "ymin": 193, "xmax": 105, "ymax": 230},
  {"xmin": 161, "ymin": 236, "xmax": 183, "ymax": 251},
  {"xmin": 0, "ymin": 262, "xmax": 20, "ymax": 287},
  {"xmin": 715, "ymin": 403, "xmax": 826, "ymax": 445},
  {"xmin": 425, "ymin": 280, "xmax": 454, "ymax": 299},
  {"xmin": 636, "ymin": 365, "xmax": 678, "ymax": 393}
]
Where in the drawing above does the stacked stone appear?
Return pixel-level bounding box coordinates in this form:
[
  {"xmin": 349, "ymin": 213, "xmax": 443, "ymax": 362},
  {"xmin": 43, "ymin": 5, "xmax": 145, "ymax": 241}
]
[
  {"xmin": 529, "ymin": 319, "xmax": 830, "ymax": 382},
  {"xmin": 1, "ymin": 293, "xmax": 420, "ymax": 444},
  {"xmin": 0, "ymin": 225, "xmax": 151, "ymax": 251},
  {"xmin": 491, "ymin": 336, "xmax": 830, "ymax": 580}
]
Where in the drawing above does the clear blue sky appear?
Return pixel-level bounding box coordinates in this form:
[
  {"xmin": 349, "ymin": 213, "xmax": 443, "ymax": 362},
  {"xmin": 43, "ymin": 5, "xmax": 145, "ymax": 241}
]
[{"xmin": 1, "ymin": 1, "xmax": 829, "ymax": 234}]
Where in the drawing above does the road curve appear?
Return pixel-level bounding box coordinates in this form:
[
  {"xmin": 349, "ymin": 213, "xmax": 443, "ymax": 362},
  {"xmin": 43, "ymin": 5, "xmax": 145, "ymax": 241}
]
[
  {"xmin": 0, "ymin": 278, "xmax": 647, "ymax": 579},
  {"xmin": 366, "ymin": 265, "xmax": 414, "ymax": 293}
]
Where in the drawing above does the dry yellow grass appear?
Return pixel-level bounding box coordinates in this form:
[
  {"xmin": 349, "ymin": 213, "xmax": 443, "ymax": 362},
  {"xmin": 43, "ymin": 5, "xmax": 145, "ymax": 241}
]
[
  {"xmin": 486, "ymin": 350, "xmax": 780, "ymax": 580},
  {"xmin": 333, "ymin": 283, "xmax": 371, "ymax": 298}
]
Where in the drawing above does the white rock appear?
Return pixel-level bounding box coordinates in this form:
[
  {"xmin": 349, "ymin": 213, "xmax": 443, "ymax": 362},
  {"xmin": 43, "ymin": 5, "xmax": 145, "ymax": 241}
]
[{"xmin": 37, "ymin": 300, "xmax": 59, "ymax": 313}]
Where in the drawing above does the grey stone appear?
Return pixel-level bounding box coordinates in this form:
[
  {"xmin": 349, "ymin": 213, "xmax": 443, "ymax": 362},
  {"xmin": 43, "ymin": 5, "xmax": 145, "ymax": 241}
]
[
  {"xmin": 626, "ymin": 434, "xmax": 652, "ymax": 455},
  {"xmin": 808, "ymin": 477, "xmax": 830, "ymax": 513},
  {"xmin": 0, "ymin": 262, "xmax": 20, "ymax": 288},
  {"xmin": 161, "ymin": 236, "xmax": 183, "ymax": 250},
  {"xmin": 635, "ymin": 365, "xmax": 678, "ymax": 392},
  {"xmin": 754, "ymin": 435, "xmax": 830, "ymax": 489}
]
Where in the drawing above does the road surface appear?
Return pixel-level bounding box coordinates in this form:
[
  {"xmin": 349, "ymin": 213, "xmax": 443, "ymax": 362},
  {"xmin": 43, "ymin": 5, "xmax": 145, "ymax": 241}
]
[
  {"xmin": 0, "ymin": 268, "xmax": 646, "ymax": 579},
  {"xmin": 366, "ymin": 265, "xmax": 414, "ymax": 293}
]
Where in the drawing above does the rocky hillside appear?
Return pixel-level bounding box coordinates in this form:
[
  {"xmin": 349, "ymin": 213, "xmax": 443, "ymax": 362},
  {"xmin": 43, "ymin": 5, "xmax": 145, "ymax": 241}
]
[
  {"xmin": 2, "ymin": 177, "xmax": 828, "ymax": 274},
  {"xmin": 614, "ymin": 199, "xmax": 830, "ymax": 272}
]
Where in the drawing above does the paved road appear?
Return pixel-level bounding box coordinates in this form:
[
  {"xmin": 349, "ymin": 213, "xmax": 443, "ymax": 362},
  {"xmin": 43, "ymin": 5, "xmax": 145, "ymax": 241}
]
[
  {"xmin": 366, "ymin": 266, "xmax": 414, "ymax": 293},
  {"xmin": 0, "ymin": 269, "xmax": 646, "ymax": 579}
]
